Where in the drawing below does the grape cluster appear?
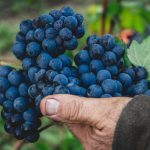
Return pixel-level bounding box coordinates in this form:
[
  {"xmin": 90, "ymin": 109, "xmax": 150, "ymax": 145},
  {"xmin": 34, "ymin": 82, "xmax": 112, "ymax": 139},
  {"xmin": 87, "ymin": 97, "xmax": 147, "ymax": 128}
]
[
  {"xmin": 74, "ymin": 34, "xmax": 150, "ymax": 98},
  {"xmin": 0, "ymin": 6, "xmax": 150, "ymax": 143},
  {"xmin": 0, "ymin": 66, "xmax": 41, "ymax": 142},
  {"xmin": 12, "ymin": 6, "xmax": 85, "ymax": 60},
  {"xmin": 0, "ymin": 6, "xmax": 85, "ymax": 143}
]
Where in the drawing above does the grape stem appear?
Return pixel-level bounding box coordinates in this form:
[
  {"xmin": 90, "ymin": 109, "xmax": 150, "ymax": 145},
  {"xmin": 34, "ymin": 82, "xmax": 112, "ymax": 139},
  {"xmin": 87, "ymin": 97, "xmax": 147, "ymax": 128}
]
[
  {"xmin": 38, "ymin": 121, "xmax": 55, "ymax": 132},
  {"xmin": 13, "ymin": 122, "xmax": 55, "ymax": 150},
  {"xmin": 14, "ymin": 140, "xmax": 26, "ymax": 150}
]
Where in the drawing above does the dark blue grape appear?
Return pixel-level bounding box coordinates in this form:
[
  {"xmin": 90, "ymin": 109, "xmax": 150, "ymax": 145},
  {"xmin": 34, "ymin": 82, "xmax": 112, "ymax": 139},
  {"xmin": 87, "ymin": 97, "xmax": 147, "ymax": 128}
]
[
  {"xmin": 46, "ymin": 70, "xmax": 58, "ymax": 83},
  {"xmin": 19, "ymin": 83, "xmax": 29, "ymax": 97},
  {"xmin": 124, "ymin": 68, "xmax": 135, "ymax": 80},
  {"xmin": 115, "ymin": 80, "xmax": 123, "ymax": 93},
  {"xmin": 3, "ymin": 100, "xmax": 14, "ymax": 112},
  {"xmin": 22, "ymin": 58, "xmax": 35, "ymax": 70},
  {"xmin": 59, "ymin": 28, "xmax": 72, "ymax": 40},
  {"xmin": 39, "ymin": 14, "xmax": 54, "ymax": 27},
  {"xmin": 35, "ymin": 69, "xmax": 46, "ymax": 81},
  {"xmin": 53, "ymin": 20, "xmax": 64, "ymax": 31},
  {"xmin": 0, "ymin": 92, "xmax": 5, "ymax": 105},
  {"xmin": 0, "ymin": 77, "xmax": 10, "ymax": 92},
  {"xmin": 64, "ymin": 16, "xmax": 78, "ymax": 29},
  {"xmin": 20, "ymin": 19, "xmax": 32, "ymax": 34},
  {"xmin": 16, "ymin": 32, "xmax": 25, "ymax": 42},
  {"xmin": 89, "ymin": 44, "xmax": 104, "ymax": 59},
  {"xmin": 28, "ymin": 84, "xmax": 38, "ymax": 98},
  {"xmin": 42, "ymin": 86, "xmax": 54, "ymax": 96},
  {"xmin": 25, "ymin": 132, "xmax": 39, "ymax": 143},
  {"xmin": 112, "ymin": 44, "xmax": 125, "ymax": 58},
  {"xmin": 89, "ymin": 59, "xmax": 104, "ymax": 73},
  {"xmin": 75, "ymin": 25, "xmax": 85, "ymax": 38},
  {"xmin": 81, "ymin": 72, "xmax": 96, "ymax": 87},
  {"xmin": 68, "ymin": 84, "xmax": 86, "ymax": 96},
  {"xmin": 45, "ymin": 28, "xmax": 57, "ymax": 38},
  {"xmin": 12, "ymin": 42, "xmax": 26, "ymax": 59},
  {"xmin": 14, "ymin": 127, "xmax": 24, "ymax": 140},
  {"xmin": 26, "ymin": 30, "xmax": 34, "ymax": 42},
  {"xmin": 106, "ymin": 66, "xmax": 118, "ymax": 76},
  {"xmin": 64, "ymin": 36, "xmax": 78, "ymax": 50},
  {"xmin": 53, "ymin": 74, "xmax": 68, "ymax": 86},
  {"xmin": 75, "ymin": 50, "xmax": 91, "ymax": 65},
  {"xmin": 60, "ymin": 67, "xmax": 72, "ymax": 77},
  {"xmin": 68, "ymin": 77, "xmax": 80, "ymax": 85},
  {"xmin": 11, "ymin": 114, "xmax": 23, "ymax": 125},
  {"xmin": 58, "ymin": 54, "xmax": 72, "ymax": 67},
  {"xmin": 102, "ymin": 52, "xmax": 117, "ymax": 66},
  {"xmin": 0, "ymin": 66, "xmax": 12, "ymax": 77},
  {"xmin": 49, "ymin": 58, "xmax": 63, "ymax": 71},
  {"xmin": 118, "ymin": 73, "xmax": 132, "ymax": 88},
  {"xmin": 42, "ymin": 39, "xmax": 57, "ymax": 53},
  {"xmin": 23, "ymin": 108, "xmax": 38, "ymax": 122},
  {"xmin": 101, "ymin": 34, "xmax": 115, "ymax": 50},
  {"xmin": 5, "ymin": 86, "xmax": 19, "ymax": 101},
  {"xmin": 75, "ymin": 13, "xmax": 84, "ymax": 26},
  {"xmin": 14, "ymin": 97, "xmax": 29, "ymax": 112},
  {"xmin": 87, "ymin": 84, "xmax": 103, "ymax": 98},
  {"xmin": 97, "ymin": 70, "xmax": 111, "ymax": 84},
  {"xmin": 1, "ymin": 111, "xmax": 12, "ymax": 121},
  {"xmin": 135, "ymin": 66, "xmax": 148, "ymax": 80},
  {"xmin": 26, "ymin": 42, "xmax": 41, "ymax": 57},
  {"xmin": 61, "ymin": 6, "xmax": 74, "ymax": 16},
  {"xmin": 50, "ymin": 10, "xmax": 62, "ymax": 20},
  {"xmin": 87, "ymin": 35, "xmax": 98, "ymax": 45},
  {"xmin": 28, "ymin": 67, "xmax": 39, "ymax": 83},
  {"xmin": 134, "ymin": 80, "xmax": 148, "ymax": 95},
  {"xmin": 34, "ymin": 28, "xmax": 45, "ymax": 41},
  {"xmin": 78, "ymin": 65, "xmax": 89, "ymax": 74},
  {"xmin": 8, "ymin": 70, "xmax": 22, "ymax": 86},
  {"xmin": 4, "ymin": 123, "xmax": 14, "ymax": 134},
  {"xmin": 37, "ymin": 52, "xmax": 52, "ymax": 69},
  {"xmin": 101, "ymin": 79, "xmax": 117, "ymax": 94}
]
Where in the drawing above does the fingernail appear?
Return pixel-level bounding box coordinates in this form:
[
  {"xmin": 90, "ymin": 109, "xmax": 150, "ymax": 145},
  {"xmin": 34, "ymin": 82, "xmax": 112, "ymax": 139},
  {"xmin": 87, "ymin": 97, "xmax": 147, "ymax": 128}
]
[{"xmin": 45, "ymin": 99, "xmax": 60, "ymax": 115}]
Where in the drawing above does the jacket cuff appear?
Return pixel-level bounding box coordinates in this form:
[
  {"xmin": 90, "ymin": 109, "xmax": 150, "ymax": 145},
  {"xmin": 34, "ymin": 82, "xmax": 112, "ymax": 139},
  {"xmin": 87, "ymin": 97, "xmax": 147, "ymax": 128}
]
[{"xmin": 113, "ymin": 95, "xmax": 150, "ymax": 150}]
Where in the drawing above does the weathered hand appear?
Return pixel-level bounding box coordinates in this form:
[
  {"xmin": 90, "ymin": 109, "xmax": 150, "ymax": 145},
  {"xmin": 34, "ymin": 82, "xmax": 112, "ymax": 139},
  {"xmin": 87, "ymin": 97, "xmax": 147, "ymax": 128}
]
[{"xmin": 40, "ymin": 94, "xmax": 131, "ymax": 150}]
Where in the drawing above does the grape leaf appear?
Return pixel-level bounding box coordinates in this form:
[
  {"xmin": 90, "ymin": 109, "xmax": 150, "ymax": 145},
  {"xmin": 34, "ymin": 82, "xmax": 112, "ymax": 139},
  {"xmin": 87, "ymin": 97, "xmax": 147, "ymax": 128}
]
[{"xmin": 127, "ymin": 36, "xmax": 150, "ymax": 80}]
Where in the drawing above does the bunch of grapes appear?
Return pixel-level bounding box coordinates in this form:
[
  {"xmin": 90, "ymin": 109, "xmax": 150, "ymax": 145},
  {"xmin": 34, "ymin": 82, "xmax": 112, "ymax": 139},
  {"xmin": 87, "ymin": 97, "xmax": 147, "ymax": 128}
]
[
  {"xmin": 74, "ymin": 34, "xmax": 150, "ymax": 98},
  {"xmin": 12, "ymin": 6, "xmax": 85, "ymax": 60},
  {"xmin": 0, "ymin": 6, "xmax": 150, "ymax": 143},
  {"xmin": 0, "ymin": 6, "xmax": 85, "ymax": 143},
  {"xmin": 0, "ymin": 66, "xmax": 41, "ymax": 142}
]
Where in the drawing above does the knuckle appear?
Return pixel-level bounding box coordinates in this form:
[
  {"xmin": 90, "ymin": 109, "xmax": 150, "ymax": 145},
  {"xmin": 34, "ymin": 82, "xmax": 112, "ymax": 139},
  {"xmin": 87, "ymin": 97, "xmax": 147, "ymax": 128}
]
[{"xmin": 61, "ymin": 99, "xmax": 83, "ymax": 121}]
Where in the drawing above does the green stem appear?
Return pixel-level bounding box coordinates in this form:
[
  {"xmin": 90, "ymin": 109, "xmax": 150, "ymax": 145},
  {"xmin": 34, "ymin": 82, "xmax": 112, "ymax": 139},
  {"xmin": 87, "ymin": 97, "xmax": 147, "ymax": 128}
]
[{"xmin": 38, "ymin": 122, "xmax": 55, "ymax": 132}]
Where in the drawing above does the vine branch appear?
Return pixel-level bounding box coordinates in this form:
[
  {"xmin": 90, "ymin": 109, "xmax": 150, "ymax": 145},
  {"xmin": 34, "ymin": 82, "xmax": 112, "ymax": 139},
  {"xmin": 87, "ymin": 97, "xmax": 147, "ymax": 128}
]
[{"xmin": 101, "ymin": 0, "xmax": 108, "ymax": 35}]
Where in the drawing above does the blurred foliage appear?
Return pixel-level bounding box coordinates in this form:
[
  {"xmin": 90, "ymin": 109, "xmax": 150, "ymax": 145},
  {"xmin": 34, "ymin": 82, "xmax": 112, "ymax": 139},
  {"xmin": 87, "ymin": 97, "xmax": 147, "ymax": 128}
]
[
  {"xmin": 0, "ymin": 0, "xmax": 150, "ymax": 150},
  {"xmin": 0, "ymin": 22, "xmax": 17, "ymax": 53}
]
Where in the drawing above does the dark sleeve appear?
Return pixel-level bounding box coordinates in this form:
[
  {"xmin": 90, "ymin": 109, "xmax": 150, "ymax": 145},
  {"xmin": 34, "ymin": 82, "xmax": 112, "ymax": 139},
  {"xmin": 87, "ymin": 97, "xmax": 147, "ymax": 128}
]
[{"xmin": 113, "ymin": 95, "xmax": 150, "ymax": 150}]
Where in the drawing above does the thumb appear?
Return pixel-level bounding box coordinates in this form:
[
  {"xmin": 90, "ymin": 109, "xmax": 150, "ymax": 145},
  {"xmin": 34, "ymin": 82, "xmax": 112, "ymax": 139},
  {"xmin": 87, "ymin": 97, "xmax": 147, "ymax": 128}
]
[{"xmin": 40, "ymin": 94, "xmax": 106, "ymax": 127}]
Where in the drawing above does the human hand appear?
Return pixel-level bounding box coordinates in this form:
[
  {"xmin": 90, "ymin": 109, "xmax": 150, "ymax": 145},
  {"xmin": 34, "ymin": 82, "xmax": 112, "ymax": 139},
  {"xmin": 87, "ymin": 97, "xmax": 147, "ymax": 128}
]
[{"xmin": 40, "ymin": 94, "xmax": 131, "ymax": 150}]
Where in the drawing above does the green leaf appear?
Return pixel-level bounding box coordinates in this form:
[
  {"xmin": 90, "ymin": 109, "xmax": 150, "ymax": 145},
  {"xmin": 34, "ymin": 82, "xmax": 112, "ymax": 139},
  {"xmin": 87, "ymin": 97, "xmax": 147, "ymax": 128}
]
[{"xmin": 127, "ymin": 36, "xmax": 150, "ymax": 80}]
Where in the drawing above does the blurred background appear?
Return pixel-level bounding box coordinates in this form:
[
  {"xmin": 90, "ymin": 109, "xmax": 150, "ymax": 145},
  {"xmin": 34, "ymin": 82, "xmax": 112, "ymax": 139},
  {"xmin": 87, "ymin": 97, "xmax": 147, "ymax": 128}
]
[{"xmin": 0, "ymin": 0, "xmax": 150, "ymax": 149}]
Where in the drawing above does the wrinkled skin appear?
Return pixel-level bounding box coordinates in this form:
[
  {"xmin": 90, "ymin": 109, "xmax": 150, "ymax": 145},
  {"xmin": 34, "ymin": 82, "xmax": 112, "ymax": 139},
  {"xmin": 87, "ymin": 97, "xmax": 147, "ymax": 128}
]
[{"xmin": 40, "ymin": 94, "xmax": 131, "ymax": 150}]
